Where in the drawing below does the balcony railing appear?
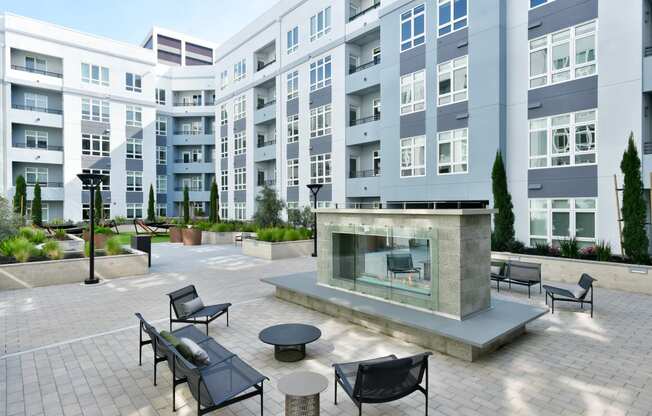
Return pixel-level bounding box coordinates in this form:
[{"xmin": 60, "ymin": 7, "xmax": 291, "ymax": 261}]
[
  {"xmin": 257, "ymin": 179, "xmax": 276, "ymax": 187},
  {"xmin": 645, "ymin": 47, "xmax": 652, "ymax": 57},
  {"xmin": 12, "ymin": 104, "xmax": 63, "ymax": 115},
  {"xmin": 173, "ymin": 101, "xmax": 203, "ymax": 107},
  {"xmin": 257, "ymin": 59, "xmax": 277, "ymax": 71},
  {"xmin": 173, "ymin": 129, "xmax": 205, "ymax": 135},
  {"xmin": 27, "ymin": 181, "xmax": 64, "ymax": 188},
  {"xmin": 349, "ymin": 56, "xmax": 381, "ymax": 74},
  {"xmin": 174, "ymin": 159, "xmax": 209, "ymax": 164},
  {"xmin": 257, "ymin": 138, "xmax": 276, "ymax": 148},
  {"xmin": 257, "ymin": 99, "xmax": 276, "ymax": 110},
  {"xmin": 13, "ymin": 142, "xmax": 64, "ymax": 151},
  {"xmin": 644, "ymin": 141, "xmax": 652, "ymax": 155},
  {"xmin": 174, "ymin": 186, "xmax": 204, "ymax": 192},
  {"xmin": 349, "ymin": 1, "xmax": 381, "ymax": 22},
  {"xmin": 11, "ymin": 64, "xmax": 63, "ymax": 78},
  {"xmin": 350, "ymin": 113, "xmax": 380, "ymax": 127},
  {"xmin": 349, "ymin": 169, "xmax": 380, "ymax": 179}
]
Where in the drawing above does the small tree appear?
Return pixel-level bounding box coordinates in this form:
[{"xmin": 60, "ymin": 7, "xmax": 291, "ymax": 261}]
[
  {"xmin": 31, "ymin": 183, "xmax": 43, "ymax": 226},
  {"xmin": 183, "ymin": 186, "xmax": 190, "ymax": 224},
  {"xmin": 253, "ymin": 186, "xmax": 285, "ymax": 228},
  {"xmin": 13, "ymin": 175, "xmax": 27, "ymax": 217},
  {"xmin": 0, "ymin": 196, "xmax": 19, "ymax": 241},
  {"xmin": 209, "ymin": 180, "xmax": 219, "ymax": 223},
  {"xmin": 94, "ymin": 189, "xmax": 104, "ymax": 225},
  {"xmin": 147, "ymin": 185, "xmax": 156, "ymax": 222},
  {"xmin": 491, "ymin": 151, "xmax": 515, "ymax": 251},
  {"xmin": 620, "ymin": 133, "xmax": 649, "ymax": 263}
]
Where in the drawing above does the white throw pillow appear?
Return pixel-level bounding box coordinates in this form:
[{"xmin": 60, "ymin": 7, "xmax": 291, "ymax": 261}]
[
  {"xmin": 180, "ymin": 297, "xmax": 204, "ymax": 316},
  {"xmin": 179, "ymin": 337, "xmax": 210, "ymax": 366}
]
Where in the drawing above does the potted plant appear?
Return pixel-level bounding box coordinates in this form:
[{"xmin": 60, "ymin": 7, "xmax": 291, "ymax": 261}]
[
  {"xmin": 169, "ymin": 219, "xmax": 184, "ymax": 243},
  {"xmin": 82, "ymin": 226, "xmax": 113, "ymax": 249},
  {"xmin": 182, "ymin": 225, "xmax": 202, "ymax": 245}
]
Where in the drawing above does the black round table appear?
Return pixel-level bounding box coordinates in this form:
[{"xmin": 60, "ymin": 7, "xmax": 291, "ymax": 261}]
[{"xmin": 259, "ymin": 324, "xmax": 322, "ymax": 362}]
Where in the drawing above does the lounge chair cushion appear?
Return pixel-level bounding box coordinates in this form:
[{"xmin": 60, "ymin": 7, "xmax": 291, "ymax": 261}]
[
  {"xmin": 572, "ymin": 285, "xmax": 587, "ymax": 299},
  {"xmin": 180, "ymin": 297, "xmax": 205, "ymax": 316},
  {"xmin": 180, "ymin": 337, "xmax": 211, "ymax": 366},
  {"xmin": 491, "ymin": 265, "xmax": 502, "ymax": 275}
]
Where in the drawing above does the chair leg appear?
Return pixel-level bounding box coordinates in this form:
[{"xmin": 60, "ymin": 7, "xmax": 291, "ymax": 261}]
[
  {"xmin": 358, "ymin": 404, "xmax": 362, "ymax": 416},
  {"xmin": 260, "ymin": 382, "xmax": 264, "ymax": 416},
  {"xmin": 153, "ymin": 359, "xmax": 157, "ymax": 386},
  {"xmin": 545, "ymin": 292, "xmax": 548, "ymax": 305},
  {"xmin": 551, "ymin": 298, "xmax": 554, "ymax": 314},
  {"xmin": 227, "ymin": 309, "xmax": 229, "ymax": 327},
  {"xmin": 334, "ymin": 372, "xmax": 338, "ymax": 405},
  {"xmin": 528, "ymin": 285, "xmax": 531, "ymax": 298},
  {"xmin": 205, "ymin": 319, "xmax": 209, "ymax": 335}
]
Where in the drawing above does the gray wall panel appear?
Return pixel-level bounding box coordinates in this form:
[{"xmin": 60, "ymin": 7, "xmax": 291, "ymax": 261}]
[
  {"xmin": 287, "ymin": 98, "xmax": 299, "ymax": 116},
  {"xmin": 156, "ymin": 136, "xmax": 167, "ymax": 146},
  {"xmin": 528, "ymin": 165, "xmax": 598, "ymax": 198},
  {"xmin": 82, "ymin": 191, "xmax": 111, "ymax": 204},
  {"xmin": 126, "ymin": 192, "xmax": 144, "ymax": 204},
  {"xmin": 286, "ymin": 186, "xmax": 299, "ymax": 202},
  {"xmin": 528, "ymin": 0, "xmax": 598, "ymax": 39},
  {"xmin": 81, "ymin": 156, "xmax": 111, "ymax": 170},
  {"xmin": 156, "ymin": 165, "xmax": 166, "ymax": 175},
  {"xmin": 81, "ymin": 120, "xmax": 110, "ymax": 135},
  {"xmin": 316, "ymin": 184, "xmax": 332, "ymax": 201},
  {"xmin": 220, "ymin": 191, "xmax": 228, "ymax": 203},
  {"xmin": 220, "ymin": 158, "xmax": 228, "ymax": 170},
  {"xmin": 309, "ymin": 135, "xmax": 332, "ymax": 155},
  {"xmin": 234, "ymin": 190, "xmax": 246, "ymax": 202},
  {"xmin": 528, "ymin": 76, "xmax": 597, "ymax": 119},
  {"xmin": 309, "ymin": 86, "xmax": 332, "ymax": 109},
  {"xmin": 125, "ymin": 159, "xmax": 143, "ymax": 171},
  {"xmin": 233, "ymin": 118, "xmax": 246, "ymax": 133},
  {"xmin": 233, "ymin": 154, "xmax": 246, "ymax": 168},
  {"xmin": 157, "ymin": 193, "xmax": 167, "ymax": 203},
  {"xmin": 437, "ymin": 28, "xmax": 468, "ymax": 63},
  {"xmin": 437, "ymin": 102, "xmax": 469, "ymax": 132},
  {"xmin": 399, "ymin": 44, "xmax": 426, "ymax": 76},
  {"xmin": 287, "ymin": 142, "xmax": 299, "ymax": 159},
  {"xmin": 399, "ymin": 112, "xmax": 426, "ymax": 138},
  {"xmin": 126, "ymin": 126, "xmax": 143, "ymax": 139},
  {"xmin": 220, "ymin": 125, "xmax": 228, "ymax": 137}
]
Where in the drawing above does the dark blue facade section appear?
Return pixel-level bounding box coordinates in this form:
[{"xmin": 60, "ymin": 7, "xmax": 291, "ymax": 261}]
[
  {"xmin": 528, "ymin": 76, "xmax": 597, "ymax": 119},
  {"xmin": 528, "ymin": 165, "xmax": 597, "ymax": 198},
  {"xmin": 287, "ymin": 98, "xmax": 299, "ymax": 116},
  {"xmin": 437, "ymin": 101, "xmax": 469, "ymax": 132},
  {"xmin": 287, "ymin": 142, "xmax": 299, "ymax": 159},
  {"xmin": 310, "ymin": 135, "xmax": 332, "ymax": 155},
  {"xmin": 399, "ymin": 44, "xmax": 426, "ymax": 76},
  {"xmin": 400, "ymin": 111, "xmax": 425, "ymax": 138},
  {"xmin": 287, "ymin": 187, "xmax": 299, "ymax": 202},
  {"xmin": 309, "ymin": 87, "xmax": 332, "ymax": 109},
  {"xmin": 528, "ymin": 0, "xmax": 597, "ymax": 39},
  {"xmin": 437, "ymin": 28, "xmax": 468, "ymax": 63}
]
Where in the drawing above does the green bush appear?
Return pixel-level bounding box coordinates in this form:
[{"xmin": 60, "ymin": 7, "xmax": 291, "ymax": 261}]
[
  {"xmin": 210, "ymin": 222, "xmax": 235, "ymax": 232},
  {"xmin": 42, "ymin": 240, "xmax": 64, "ymax": 260},
  {"xmin": 283, "ymin": 229, "xmax": 301, "ymax": 241},
  {"xmin": 6, "ymin": 237, "xmax": 36, "ymax": 263},
  {"xmin": 18, "ymin": 227, "xmax": 46, "ymax": 244},
  {"xmin": 94, "ymin": 226, "xmax": 113, "ymax": 235},
  {"xmin": 594, "ymin": 240, "xmax": 612, "ymax": 262},
  {"xmin": 113, "ymin": 216, "xmax": 128, "ymax": 225},
  {"xmin": 54, "ymin": 229, "xmax": 67, "ymax": 240},
  {"xmin": 533, "ymin": 241, "xmax": 550, "ymax": 256},
  {"xmin": 194, "ymin": 221, "xmax": 212, "ymax": 231},
  {"xmin": 256, "ymin": 227, "xmax": 312, "ymax": 242},
  {"xmin": 559, "ymin": 238, "xmax": 579, "ymax": 259},
  {"xmin": 105, "ymin": 236, "xmax": 123, "ymax": 256}
]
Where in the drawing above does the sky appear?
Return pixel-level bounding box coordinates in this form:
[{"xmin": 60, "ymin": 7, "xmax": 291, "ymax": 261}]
[{"xmin": 2, "ymin": 0, "xmax": 275, "ymax": 48}]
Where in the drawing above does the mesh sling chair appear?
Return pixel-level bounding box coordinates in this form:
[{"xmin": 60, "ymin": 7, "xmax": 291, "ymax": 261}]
[
  {"xmin": 333, "ymin": 352, "xmax": 432, "ymax": 415},
  {"xmin": 503, "ymin": 260, "xmax": 542, "ymax": 298},
  {"xmin": 386, "ymin": 253, "xmax": 422, "ymax": 279},
  {"xmin": 168, "ymin": 285, "xmax": 231, "ymax": 335},
  {"xmin": 544, "ymin": 273, "xmax": 596, "ymax": 318}
]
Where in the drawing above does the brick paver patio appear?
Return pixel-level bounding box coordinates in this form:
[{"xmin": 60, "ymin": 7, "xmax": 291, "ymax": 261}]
[{"xmin": 2, "ymin": 243, "xmax": 652, "ymax": 416}]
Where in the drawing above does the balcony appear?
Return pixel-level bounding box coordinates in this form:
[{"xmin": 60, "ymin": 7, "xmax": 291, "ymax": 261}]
[
  {"xmin": 349, "ymin": 169, "xmax": 380, "ymax": 178},
  {"xmin": 254, "ymin": 41, "xmax": 277, "ymax": 76},
  {"xmin": 347, "ymin": 173, "xmax": 380, "ymax": 198},
  {"xmin": 346, "ymin": 1, "xmax": 380, "ymax": 36},
  {"xmin": 349, "ymin": 1, "xmax": 381, "ymax": 22},
  {"xmin": 349, "ymin": 57, "xmax": 381, "ymax": 75},
  {"xmin": 254, "ymin": 101, "xmax": 276, "ymax": 125},
  {"xmin": 350, "ymin": 113, "xmax": 380, "ymax": 127},
  {"xmin": 257, "ymin": 99, "xmax": 276, "ymax": 110},
  {"xmin": 173, "ymin": 188, "xmax": 211, "ymax": 201},
  {"xmin": 11, "ymin": 65, "xmax": 62, "ymax": 78},
  {"xmin": 10, "ymin": 143, "xmax": 64, "ymax": 164},
  {"xmin": 257, "ymin": 178, "xmax": 276, "ymax": 187},
  {"xmin": 257, "ymin": 60, "xmax": 276, "ymax": 72},
  {"xmin": 172, "ymin": 160, "xmax": 214, "ymax": 174},
  {"xmin": 172, "ymin": 130, "xmax": 214, "ymax": 146},
  {"xmin": 9, "ymin": 49, "xmax": 64, "ymax": 89},
  {"xmin": 10, "ymin": 104, "xmax": 63, "ymax": 128},
  {"xmin": 12, "ymin": 142, "xmax": 63, "ymax": 151},
  {"xmin": 12, "ymin": 103, "xmax": 62, "ymax": 115}
]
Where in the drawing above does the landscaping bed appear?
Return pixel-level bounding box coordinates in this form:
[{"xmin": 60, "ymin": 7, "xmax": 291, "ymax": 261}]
[{"xmin": 242, "ymin": 227, "xmax": 313, "ymax": 260}]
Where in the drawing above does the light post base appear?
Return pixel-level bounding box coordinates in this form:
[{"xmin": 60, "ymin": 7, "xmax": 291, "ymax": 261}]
[
  {"xmin": 311, "ymin": 253, "xmax": 317, "ymax": 257},
  {"xmin": 84, "ymin": 278, "xmax": 100, "ymax": 285}
]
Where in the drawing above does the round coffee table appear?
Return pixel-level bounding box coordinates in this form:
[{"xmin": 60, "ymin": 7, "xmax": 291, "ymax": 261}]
[
  {"xmin": 278, "ymin": 371, "xmax": 328, "ymax": 416},
  {"xmin": 258, "ymin": 323, "xmax": 321, "ymax": 362}
]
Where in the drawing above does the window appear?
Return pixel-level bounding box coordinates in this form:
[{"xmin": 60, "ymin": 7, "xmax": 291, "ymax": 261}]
[
  {"xmin": 126, "ymin": 171, "xmax": 143, "ymax": 192},
  {"xmin": 24, "ymin": 93, "xmax": 47, "ymax": 110},
  {"xmin": 81, "ymin": 98, "xmax": 110, "ymax": 123},
  {"xmin": 220, "ymin": 137, "xmax": 228, "ymax": 158},
  {"xmin": 529, "ymin": 20, "xmax": 596, "ymax": 89},
  {"xmin": 221, "ymin": 170, "xmax": 228, "ymax": 191},
  {"xmin": 287, "ymin": 115, "xmax": 299, "ymax": 143},
  {"xmin": 400, "ymin": 70, "xmax": 425, "ymax": 114},
  {"xmin": 126, "ymin": 203, "xmax": 143, "ymax": 219},
  {"xmin": 82, "ymin": 169, "xmax": 110, "ymax": 191},
  {"xmin": 125, "ymin": 73, "xmax": 142, "ymax": 92},
  {"xmin": 310, "ymin": 105, "xmax": 331, "ymax": 138},
  {"xmin": 438, "ymin": 128, "xmax": 468, "ymax": 174},
  {"xmin": 24, "ymin": 167, "xmax": 48, "ymax": 186},
  {"xmin": 287, "ymin": 71, "xmax": 299, "ymax": 101},
  {"xmin": 529, "ymin": 109, "xmax": 597, "ymax": 168},
  {"xmin": 530, "ymin": 0, "xmax": 553, "ymax": 9},
  {"xmin": 25, "ymin": 56, "xmax": 47, "ymax": 72},
  {"xmin": 220, "ymin": 70, "xmax": 228, "ymax": 90},
  {"xmin": 438, "ymin": 56, "xmax": 468, "ymax": 106},
  {"xmin": 234, "ymin": 131, "xmax": 246, "ymax": 155},
  {"xmin": 156, "ymin": 117, "xmax": 167, "ymax": 136},
  {"xmin": 234, "ymin": 59, "xmax": 246, "ymax": 82},
  {"xmin": 310, "ymin": 153, "xmax": 332, "ymax": 184},
  {"xmin": 155, "ymin": 88, "xmax": 166, "ymax": 105},
  {"xmin": 529, "ymin": 198, "xmax": 596, "ymax": 247},
  {"xmin": 191, "ymin": 176, "xmax": 203, "ymax": 191},
  {"xmin": 83, "ymin": 203, "xmax": 110, "ymax": 221},
  {"xmin": 287, "ymin": 202, "xmax": 299, "ymax": 210},
  {"xmin": 81, "ymin": 63, "xmax": 109, "ymax": 86},
  {"xmin": 157, "ymin": 175, "xmax": 167, "ymax": 193},
  {"xmin": 287, "ymin": 26, "xmax": 299, "ymax": 54},
  {"xmin": 310, "ymin": 7, "xmax": 331, "ymax": 41},
  {"xmin": 401, "ymin": 4, "xmax": 425, "ymax": 51},
  {"xmin": 126, "ymin": 137, "xmax": 143, "ymax": 159},
  {"xmin": 234, "ymin": 95, "xmax": 246, "ymax": 121},
  {"xmin": 234, "ymin": 167, "xmax": 246, "ymax": 191},
  {"xmin": 156, "ymin": 204, "xmax": 167, "ymax": 217},
  {"xmin": 25, "ymin": 130, "xmax": 48, "ymax": 149},
  {"xmin": 316, "ymin": 201, "xmax": 332, "ymax": 209},
  {"xmin": 234, "ymin": 202, "xmax": 246, "ymax": 220},
  {"xmin": 157, "ymin": 146, "xmax": 167, "ymax": 165},
  {"xmin": 288, "ymin": 159, "xmax": 299, "ymax": 186},
  {"xmin": 27, "ymin": 201, "xmax": 49, "ymax": 223},
  {"xmin": 220, "ymin": 104, "xmax": 228, "ymax": 125},
  {"xmin": 310, "ymin": 56, "xmax": 332, "ymax": 91},
  {"xmin": 438, "ymin": 0, "xmax": 467, "ymax": 37},
  {"xmin": 400, "ymin": 136, "xmax": 426, "ymax": 177},
  {"xmin": 126, "ymin": 106, "xmax": 142, "ymax": 127},
  {"xmin": 82, "ymin": 134, "xmax": 110, "ymax": 156},
  {"xmin": 221, "ymin": 206, "xmax": 229, "ymax": 220}
]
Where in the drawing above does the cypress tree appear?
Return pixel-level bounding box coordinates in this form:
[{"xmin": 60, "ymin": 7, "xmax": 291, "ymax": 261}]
[
  {"xmin": 32, "ymin": 183, "xmax": 43, "ymax": 226},
  {"xmin": 491, "ymin": 151, "xmax": 515, "ymax": 250},
  {"xmin": 14, "ymin": 175, "xmax": 27, "ymax": 216},
  {"xmin": 183, "ymin": 186, "xmax": 190, "ymax": 224},
  {"xmin": 209, "ymin": 180, "xmax": 218, "ymax": 223},
  {"xmin": 620, "ymin": 133, "xmax": 649, "ymax": 263},
  {"xmin": 147, "ymin": 185, "xmax": 156, "ymax": 222},
  {"xmin": 94, "ymin": 189, "xmax": 103, "ymax": 225}
]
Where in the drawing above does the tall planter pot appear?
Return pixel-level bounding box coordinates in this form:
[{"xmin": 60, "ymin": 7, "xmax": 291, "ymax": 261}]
[
  {"xmin": 169, "ymin": 226, "xmax": 183, "ymax": 243},
  {"xmin": 82, "ymin": 230, "xmax": 110, "ymax": 249},
  {"xmin": 182, "ymin": 228, "xmax": 202, "ymax": 246}
]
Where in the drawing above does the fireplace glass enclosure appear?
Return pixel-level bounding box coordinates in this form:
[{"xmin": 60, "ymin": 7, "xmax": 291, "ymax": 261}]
[{"xmin": 326, "ymin": 223, "xmax": 438, "ymax": 311}]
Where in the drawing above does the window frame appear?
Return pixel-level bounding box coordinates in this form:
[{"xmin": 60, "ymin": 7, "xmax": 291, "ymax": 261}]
[
  {"xmin": 401, "ymin": 4, "xmax": 426, "ymax": 52},
  {"xmin": 24, "ymin": 166, "xmax": 48, "ymax": 186},
  {"xmin": 234, "ymin": 59, "xmax": 246, "ymax": 82},
  {"xmin": 310, "ymin": 153, "xmax": 332, "ymax": 184},
  {"xmin": 221, "ymin": 170, "xmax": 228, "ymax": 191},
  {"xmin": 400, "ymin": 136, "xmax": 426, "ymax": 178},
  {"xmin": 437, "ymin": 55, "xmax": 468, "ymax": 106},
  {"xmin": 234, "ymin": 167, "xmax": 246, "ymax": 191},
  {"xmin": 287, "ymin": 70, "xmax": 299, "ymax": 101},
  {"xmin": 400, "ymin": 70, "xmax": 426, "ymax": 115},
  {"xmin": 82, "ymin": 169, "xmax": 110, "ymax": 191},
  {"xmin": 156, "ymin": 146, "xmax": 167, "ymax": 165},
  {"xmin": 287, "ymin": 159, "xmax": 299, "ymax": 186},
  {"xmin": 528, "ymin": 198, "xmax": 597, "ymax": 246},
  {"xmin": 126, "ymin": 171, "xmax": 143, "ymax": 192},
  {"xmin": 309, "ymin": 56, "xmax": 332, "ymax": 92},
  {"xmin": 126, "ymin": 137, "xmax": 143, "ymax": 159},
  {"xmin": 437, "ymin": 128, "xmax": 469, "ymax": 175},
  {"xmin": 82, "ymin": 97, "xmax": 110, "ymax": 123},
  {"xmin": 437, "ymin": 0, "xmax": 468, "ymax": 38},
  {"xmin": 125, "ymin": 72, "xmax": 142, "ymax": 93},
  {"xmin": 81, "ymin": 63, "xmax": 109, "ymax": 86},
  {"xmin": 25, "ymin": 130, "xmax": 48, "ymax": 149},
  {"xmin": 287, "ymin": 26, "xmax": 299, "ymax": 54},
  {"xmin": 126, "ymin": 105, "xmax": 142, "ymax": 127},
  {"xmin": 126, "ymin": 203, "xmax": 143, "ymax": 219},
  {"xmin": 310, "ymin": 104, "xmax": 332, "ymax": 138},
  {"xmin": 82, "ymin": 133, "xmax": 110, "ymax": 157},
  {"xmin": 234, "ymin": 95, "xmax": 246, "ymax": 121},
  {"xmin": 234, "ymin": 131, "xmax": 246, "ymax": 155},
  {"xmin": 287, "ymin": 114, "xmax": 299, "ymax": 143},
  {"xmin": 310, "ymin": 6, "xmax": 332, "ymax": 42},
  {"xmin": 155, "ymin": 88, "xmax": 166, "ymax": 105},
  {"xmin": 220, "ymin": 137, "xmax": 228, "ymax": 158},
  {"xmin": 157, "ymin": 175, "xmax": 167, "ymax": 193},
  {"xmin": 155, "ymin": 117, "xmax": 167, "ymax": 136}
]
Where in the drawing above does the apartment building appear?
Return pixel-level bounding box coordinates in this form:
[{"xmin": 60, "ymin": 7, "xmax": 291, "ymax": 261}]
[{"xmin": 0, "ymin": 1, "xmax": 649, "ymax": 254}]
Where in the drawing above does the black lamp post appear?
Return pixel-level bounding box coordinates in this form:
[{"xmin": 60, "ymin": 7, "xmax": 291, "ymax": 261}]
[
  {"xmin": 77, "ymin": 173, "xmax": 104, "ymax": 285},
  {"xmin": 306, "ymin": 184, "xmax": 323, "ymax": 257}
]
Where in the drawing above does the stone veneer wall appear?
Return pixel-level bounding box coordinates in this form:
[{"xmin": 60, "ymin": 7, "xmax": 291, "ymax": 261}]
[{"xmin": 315, "ymin": 209, "xmax": 493, "ymax": 320}]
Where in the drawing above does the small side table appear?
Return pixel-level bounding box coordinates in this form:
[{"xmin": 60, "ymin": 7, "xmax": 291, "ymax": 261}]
[{"xmin": 278, "ymin": 371, "xmax": 328, "ymax": 416}]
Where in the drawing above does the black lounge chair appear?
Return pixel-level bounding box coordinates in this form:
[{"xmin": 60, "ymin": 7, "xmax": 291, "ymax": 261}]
[
  {"xmin": 544, "ymin": 273, "xmax": 596, "ymax": 317},
  {"xmin": 386, "ymin": 253, "xmax": 422, "ymax": 279},
  {"xmin": 168, "ymin": 285, "xmax": 231, "ymax": 334},
  {"xmin": 490, "ymin": 260, "xmax": 508, "ymax": 290},
  {"xmin": 333, "ymin": 352, "xmax": 432, "ymax": 415}
]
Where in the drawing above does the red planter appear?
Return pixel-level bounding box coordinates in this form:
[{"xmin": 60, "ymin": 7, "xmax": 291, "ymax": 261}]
[
  {"xmin": 169, "ymin": 227, "xmax": 183, "ymax": 243},
  {"xmin": 82, "ymin": 230, "xmax": 110, "ymax": 249},
  {"xmin": 182, "ymin": 228, "xmax": 202, "ymax": 246}
]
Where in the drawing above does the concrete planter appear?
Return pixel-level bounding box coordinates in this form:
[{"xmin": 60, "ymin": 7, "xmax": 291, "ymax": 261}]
[
  {"xmin": 492, "ymin": 251, "xmax": 652, "ymax": 295},
  {"xmin": 182, "ymin": 228, "xmax": 202, "ymax": 245},
  {"xmin": 169, "ymin": 227, "xmax": 183, "ymax": 243},
  {"xmin": 201, "ymin": 231, "xmax": 238, "ymax": 245},
  {"xmin": 0, "ymin": 248, "xmax": 149, "ymax": 291},
  {"xmin": 242, "ymin": 239, "xmax": 313, "ymax": 260},
  {"xmin": 57, "ymin": 234, "xmax": 85, "ymax": 252}
]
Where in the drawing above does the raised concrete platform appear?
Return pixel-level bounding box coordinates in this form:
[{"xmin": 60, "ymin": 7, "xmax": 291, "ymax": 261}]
[{"xmin": 263, "ymin": 272, "xmax": 548, "ymax": 361}]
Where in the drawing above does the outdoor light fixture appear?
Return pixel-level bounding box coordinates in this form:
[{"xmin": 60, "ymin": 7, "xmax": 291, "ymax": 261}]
[
  {"xmin": 77, "ymin": 173, "xmax": 104, "ymax": 285},
  {"xmin": 306, "ymin": 183, "xmax": 323, "ymax": 257}
]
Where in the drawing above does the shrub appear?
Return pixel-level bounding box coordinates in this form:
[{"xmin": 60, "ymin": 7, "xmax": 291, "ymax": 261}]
[
  {"xmin": 283, "ymin": 229, "xmax": 301, "ymax": 241},
  {"xmin": 559, "ymin": 238, "xmax": 579, "ymax": 259},
  {"xmin": 620, "ymin": 133, "xmax": 649, "ymax": 264},
  {"xmin": 253, "ymin": 186, "xmax": 285, "ymax": 228},
  {"xmin": 241, "ymin": 223, "xmax": 257, "ymax": 233},
  {"xmin": 42, "ymin": 240, "xmax": 64, "ymax": 260},
  {"xmin": 594, "ymin": 240, "xmax": 612, "ymax": 262},
  {"xmin": 533, "ymin": 241, "xmax": 550, "ymax": 256},
  {"xmin": 32, "ymin": 183, "xmax": 43, "ymax": 226},
  {"xmin": 256, "ymin": 227, "xmax": 312, "ymax": 242},
  {"xmin": 209, "ymin": 180, "xmax": 219, "ymax": 223},
  {"xmin": 19, "ymin": 227, "xmax": 46, "ymax": 244},
  {"xmin": 94, "ymin": 226, "xmax": 113, "ymax": 235},
  {"xmin": 183, "ymin": 187, "xmax": 190, "ymax": 224},
  {"xmin": 147, "ymin": 185, "xmax": 156, "ymax": 222},
  {"xmin": 13, "ymin": 175, "xmax": 27, "ymax": 217},
  {"xmin": 113, "ymin": 216, "xmax": 128, "ymax": 225},
  {"xmin": 8, "ymin": 237, "xmax": 36, "ymax": 263},
  {"xmin": 210, "ymin": 222, "xmax": 235, "ymax": 232},
  {"xmin": 54, "ymin": 229, "xmax": 67, "ymax": 240},
  {"xmin": 287, "ymin": 206, "xmax": 313, "ymax": 229},
  {"xmin": 505, "ymin": 239, "xmax": 525, "ymax": 254},
  {"xmin": 194, "ymin": 221, "xmax": 212, "ymax": 231},
  {"xmin": 105, "ymin": 236, "xmax": 123, "ymax": 256},
  {"xmin": 491, "ymin": 151, "xmax": 515, "ymax": 251}
]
